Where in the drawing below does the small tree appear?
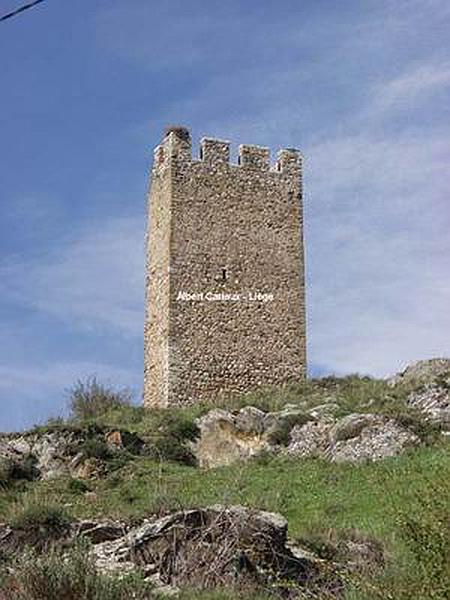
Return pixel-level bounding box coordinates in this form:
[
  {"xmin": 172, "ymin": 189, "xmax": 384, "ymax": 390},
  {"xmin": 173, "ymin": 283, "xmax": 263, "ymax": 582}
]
[{"xmin": 68, "ymin": 376, "xmax": 132, "ymax": 421}]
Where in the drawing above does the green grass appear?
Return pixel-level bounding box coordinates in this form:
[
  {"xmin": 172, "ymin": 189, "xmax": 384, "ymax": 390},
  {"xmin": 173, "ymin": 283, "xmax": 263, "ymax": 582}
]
[
  {"xmin": 7, "ymin": 495, "xmax": 71, "ymax": 534},
  {"xmin": 27, "ymin": 374, "xmax": 441, "ymax": 452},
  {"xmin": 1, "ymin": 443, "xmax": 448, "ymax": 597},
  {"xmin": 0, "ymin": 542, "xmax": 154, "ymax": 600},
  {"xmin": 1, "ymin": 374, "xmax": 448, "ymax": 598},
  {"xmin": 26, "ymin": 374, "xmax": 437, "ymax": 457},
  {"xmin": 2, "ymin": 438, "xmax": 447, "ymax": 536}
]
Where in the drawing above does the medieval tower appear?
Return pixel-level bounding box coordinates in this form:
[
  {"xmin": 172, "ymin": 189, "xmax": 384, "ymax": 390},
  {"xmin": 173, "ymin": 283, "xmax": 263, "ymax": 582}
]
[{"xmin": 144, "ymin": 127, "xmax": 306, "ymax": 407}]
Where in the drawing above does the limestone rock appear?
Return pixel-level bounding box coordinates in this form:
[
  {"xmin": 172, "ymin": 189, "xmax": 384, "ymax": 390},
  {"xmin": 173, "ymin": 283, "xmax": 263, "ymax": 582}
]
[
  {"xmin": 195, "ymin": 403, "xmax": 424, "ymax": 468},
  {"xmin": 33, "ymin": 435, "xmax": 71, "ymax": 480},
  {"xmin": 193, "ymin": 408, "xmax": 272, "ymax": 468},
  {"xmin": 76, "ymin": 520, "xmax": 126, "ymax": 544},
  {"xmin": 287, "ymin": 413, "xmax": 419, "ymax": 463},
  {"xmin": 330, "ymin": 413, "xmax": 382, "ymax": 443},
  {"xmin": 308, "ymin": 402, "xmax": 340, "ymax": 422},
  {"xmin": 407, "ymin": 382, "xmax": 450, "ymax": 430},
  {"xmin": 91, "ymin": 505, "xmax": 331, "ymax": 594},
  {"xmin": 0, "ymin": 428, "xmax": 143, "ymax": 481},
  {"xmin": 330, "ymin": 416, "xmax": 420, "ymax": 463},
  {"xmin": 388, "ymin": 358, "xmax": 450, "ymax": 386},
  {"xmin": 193, "ymin": 406, "xmax": 311, "ymax": 468},
  {"xmin": 388, "ymin": 358, "xmax": 450, "ymax": 430},
  {"xmin": 74, "ymin": 458, "xmax": 105, "ymax": 480},
  {"xmin": 0, "ymin": 507, "xmax": 385, "ymax": 598},
  {"xmin": 288, "ymin": 421, "xmax": 331, "ymax": 458}
]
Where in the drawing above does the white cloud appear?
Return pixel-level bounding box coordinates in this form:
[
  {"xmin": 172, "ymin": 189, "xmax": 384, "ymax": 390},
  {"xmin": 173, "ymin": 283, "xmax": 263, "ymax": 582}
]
[
  {"xmin": 306, "ymin": 128, "xmax": 450, "ymax": 376},
  {"xmin": 370, "ymin": 62, "xmax": 450, "ymax": 113}
]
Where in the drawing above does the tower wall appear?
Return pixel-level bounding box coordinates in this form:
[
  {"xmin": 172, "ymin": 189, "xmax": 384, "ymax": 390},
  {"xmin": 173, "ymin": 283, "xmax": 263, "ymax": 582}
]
[{"xmin": 144, "ymin": 129, "xmax": 306, "ymax": 407}]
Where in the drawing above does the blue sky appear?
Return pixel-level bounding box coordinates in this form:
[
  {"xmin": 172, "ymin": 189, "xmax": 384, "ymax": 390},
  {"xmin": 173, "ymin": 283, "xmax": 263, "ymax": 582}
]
[{"xmin": 0, "ymin": 0, "xmax": 449, "ymax": 431}]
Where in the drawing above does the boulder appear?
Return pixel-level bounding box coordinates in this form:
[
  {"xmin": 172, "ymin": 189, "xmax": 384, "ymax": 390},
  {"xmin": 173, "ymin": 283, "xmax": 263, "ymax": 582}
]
[
  {"xmin": 388, "ymin": 358, "xmax": 450, "ymax": 430},
  {"xmin": 193, "ymin": 406, "xmax": 310, "ymax": 468},
  {"xmin": 234, "ymin": 406, "xmax": 266, "ymax": 434},
  {"xmin": 288, "ymin": 421, "xmax": 331, "ymax": 458},
  {"xmin": 407, "ymin": 383, "xmax": 450, "ymax": 430},
  {"xmin": 387, "ymin": 358, "xmax": 450, "ymax": 386},
  {"xmin": 91, "ymin": 505, "xmax": 334, "ymax": 595},
  {"xmin": 192, "ymin": 409, "xmax": 267, "ymax": 468},
  {"xmin": 330, "ymin": 417, "xmax": 420, "ymax": 463},
  {"xmin": 330, "ymin": 413, "xmax": 382, "ymax": 443}
]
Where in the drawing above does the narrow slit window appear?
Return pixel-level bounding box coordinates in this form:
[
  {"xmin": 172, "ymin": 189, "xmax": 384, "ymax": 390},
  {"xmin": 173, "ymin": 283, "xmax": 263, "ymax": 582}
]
[{"xmin": 222, "ymin": 268, "xmax": 227, "ymax": 281}]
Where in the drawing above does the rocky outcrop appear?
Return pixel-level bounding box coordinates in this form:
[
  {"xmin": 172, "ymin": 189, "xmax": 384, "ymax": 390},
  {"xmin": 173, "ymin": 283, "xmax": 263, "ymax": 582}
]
[
  {"xmin": 192, "ymin": 359, "xmax": 450, "ymax": 469},
  {"xmin": 194, "ymin": 406, "xmax": 420, "ymax": 468},
  {"xmin": 192, "ymin": 406, "xmax": 311, "ymax": 468},
  {"xmin": 387, "ymin": 358, "xmax": 450, "ymax": 386},
  {"xmin": 327, "ymin": 414, "xmax": 420, "ymax": 463},
  {"xmin": 1, "ymin": 506, "xmax": 384, "ymax": 597},
  {"xmin": 407, "ymin": 384, "xmax": 450, "ymax": 430},
  {"xmin": 0, "ymin": 428, "xmax": 143, "ymax": 481},
  {"xmin": 388, "ymin": 358, "xmax": 450, "ymax": 430},
  {"xmin": 91, "ymin": 505, "xmax": 342, "ymax": 597}
]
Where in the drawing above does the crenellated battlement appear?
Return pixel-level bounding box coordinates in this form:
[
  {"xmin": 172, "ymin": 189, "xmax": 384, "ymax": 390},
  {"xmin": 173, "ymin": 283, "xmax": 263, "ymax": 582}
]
[
  {"xmin": 238, "ymin": 145, "xmax": 270, "ymax": 170},
  {"xmin": 200, "ymin": 138, "xmax": 230, "ymax": 165},
  {"xmin": 153, "ymin": 127, "xmax": 302, "ymax": 174}
]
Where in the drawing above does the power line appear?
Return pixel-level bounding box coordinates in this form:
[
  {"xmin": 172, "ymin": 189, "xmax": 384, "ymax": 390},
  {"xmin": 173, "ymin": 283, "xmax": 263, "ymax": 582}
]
[{"xmin": 0, "ymin": 0, "xmax": 46, "ymax": 23}]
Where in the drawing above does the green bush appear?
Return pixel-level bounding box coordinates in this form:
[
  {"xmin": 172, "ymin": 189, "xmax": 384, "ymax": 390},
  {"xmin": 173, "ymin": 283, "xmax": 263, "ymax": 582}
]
[
  {"xmin": 79, "ymin": 438, "xmax": 113, "ymax": 461},
  {"xmin": 69, "ymin": 377, "xmax": 132, "ymax": 421},
  {"xmin": 0, "ymin": 455, "xmax": 38, "ymax": 487},
  {"xmin": 67, "ymin": 478, "xmax": 91, "ymax": 494},
  {"xmin": 144, "ymin": 411, "xmax": 199, "ymax": 465},
  {"xmin": 1, "ymin": 543, "xmax": 154, "ymax": 600},
  {"xmin": 9, "ymin": 498, "xmax": 71, "ymax": 536}
]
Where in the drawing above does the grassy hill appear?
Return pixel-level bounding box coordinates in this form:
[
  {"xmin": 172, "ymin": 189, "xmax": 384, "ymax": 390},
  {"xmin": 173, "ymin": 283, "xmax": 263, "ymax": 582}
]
[{"xmin": 0, "ymin": 373, "xmax": 449, "ymax": 599}]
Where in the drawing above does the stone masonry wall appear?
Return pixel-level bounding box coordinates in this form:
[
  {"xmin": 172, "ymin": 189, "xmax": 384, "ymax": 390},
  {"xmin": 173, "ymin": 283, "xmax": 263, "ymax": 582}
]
[{"xmin": 144, "ymin": 128, "xmax": 306, "ymax": 407}]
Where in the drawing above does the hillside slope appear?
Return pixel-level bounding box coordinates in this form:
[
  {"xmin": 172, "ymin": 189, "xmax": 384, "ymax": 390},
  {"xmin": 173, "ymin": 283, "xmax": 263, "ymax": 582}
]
[{"xmin": 0, "ymin": 359, "xmax": 449, "ymax": 599}]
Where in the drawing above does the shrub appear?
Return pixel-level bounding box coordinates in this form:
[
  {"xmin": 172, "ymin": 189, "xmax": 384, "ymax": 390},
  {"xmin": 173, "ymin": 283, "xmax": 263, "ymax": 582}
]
[
  {"xmin": 67, "ymin": 478, "xmax": 91, "ymax": 494},
  {"xmin": 0, "ymin": 455, "xmax": 38, "ymax": 487},
  {"xmin": 144, "ymin": 411, "xmax": 199, "ymax": 465},
  {"xmin": 1, "ymin": 543, "xmax": 154, "ymax": 600},
  {"xmin": 79, "ymin": 438, "xmax": 113, "ymax": 461},
  {"xmin": 68, "ymin": 377, "xmax": 132, "ymax": 421},
  {"xmin": 9, "ymin": 497, "xmax": 71, "ymax": 536}
]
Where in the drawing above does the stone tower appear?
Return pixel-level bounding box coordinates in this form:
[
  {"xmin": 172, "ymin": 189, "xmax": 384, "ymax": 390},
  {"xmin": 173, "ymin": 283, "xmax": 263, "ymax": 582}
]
[{"xmin": 144, "ymin": 127, "xmax": 306, "ymax": 407}]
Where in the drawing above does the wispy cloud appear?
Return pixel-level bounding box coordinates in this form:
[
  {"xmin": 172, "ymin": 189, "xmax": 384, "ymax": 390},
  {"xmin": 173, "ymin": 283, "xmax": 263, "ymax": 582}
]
[
  {"xmin": 305, "ymin": 80, "xmax": 450, "ymax": 376},
  {"xmin": 1, "ymin": 216, "xmax": 145, "ymax": 338},
  {"xmin": 370, "ymin": 62, "xmax": 450, "ymax": 113}
]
